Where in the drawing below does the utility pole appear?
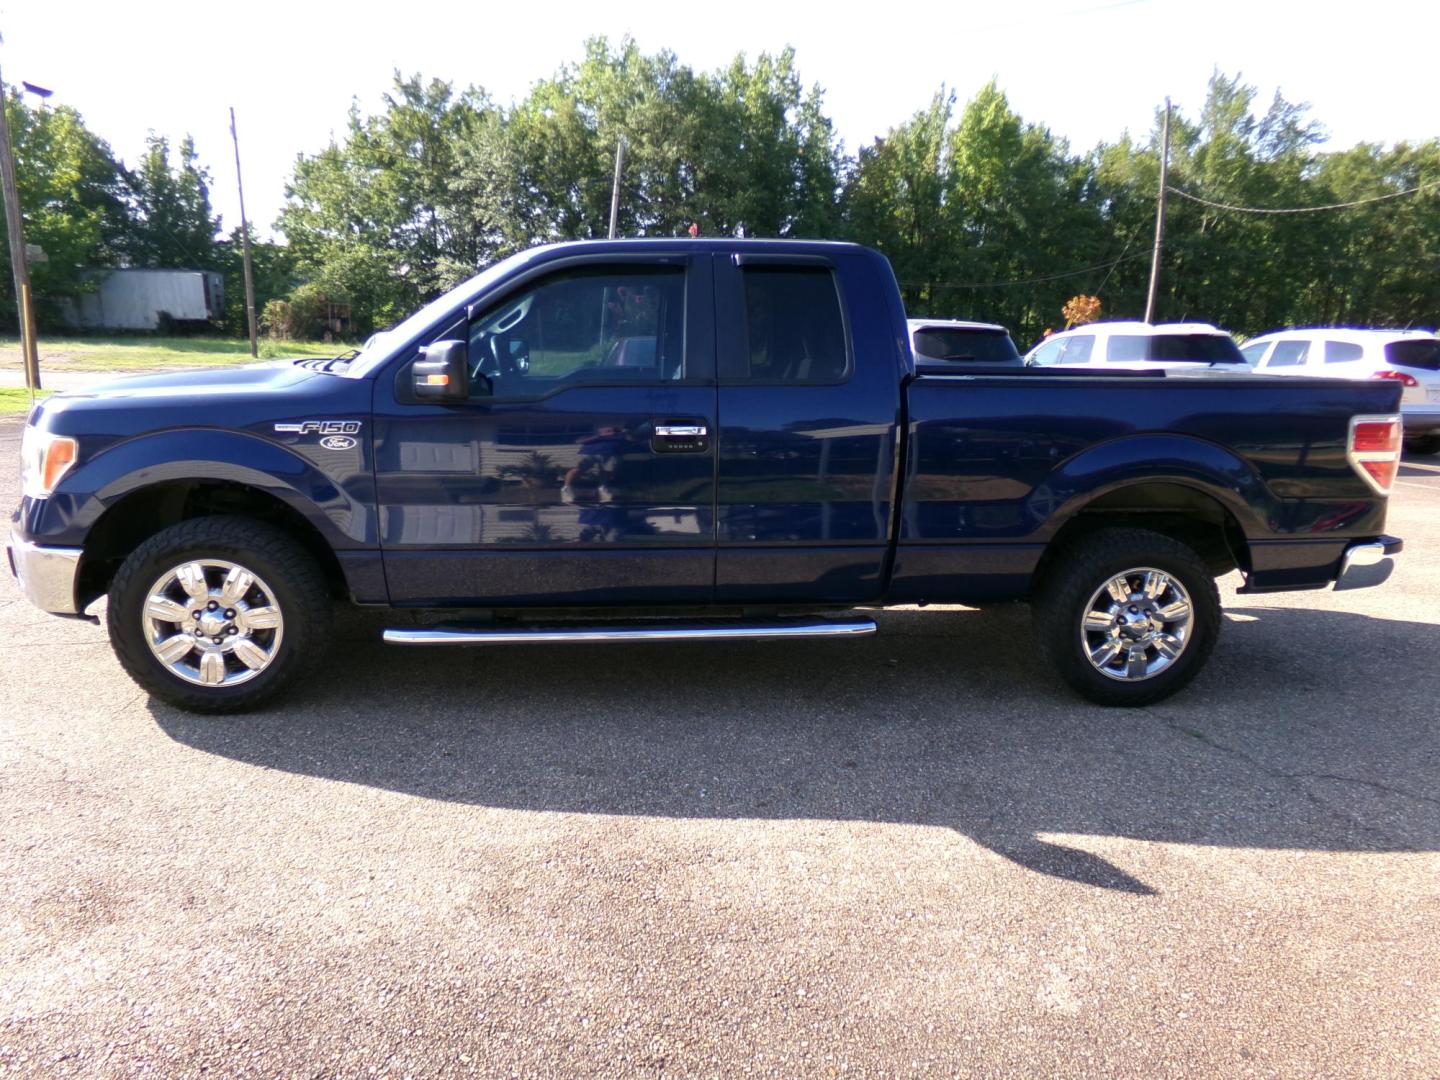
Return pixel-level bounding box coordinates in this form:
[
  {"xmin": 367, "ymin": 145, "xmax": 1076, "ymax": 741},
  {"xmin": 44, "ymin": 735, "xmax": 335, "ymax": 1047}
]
[
  {"xmin": 1143, "ymin": 97, "xmax": 1171, "ymax": 324},
  {"xmin": 607, "ymin": 137, "xmax": 626, "ymax": 240},
  {"xmin": 0, "ymin": 58, "xmax": 41, "ymax": 392},
  {"xmin": 229, "ymin": 107, "xmax": 258, "ymax": 358}
]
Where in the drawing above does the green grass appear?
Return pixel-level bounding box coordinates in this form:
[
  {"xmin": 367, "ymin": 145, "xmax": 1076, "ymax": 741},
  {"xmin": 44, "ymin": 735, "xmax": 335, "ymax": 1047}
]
[
  {"xmin": 0, "ymin": 387, "xmax": 53, "ymax": 417},
  {"xmin": 0, "ymin": 336, "xmax": 340, "ymax": 372}
]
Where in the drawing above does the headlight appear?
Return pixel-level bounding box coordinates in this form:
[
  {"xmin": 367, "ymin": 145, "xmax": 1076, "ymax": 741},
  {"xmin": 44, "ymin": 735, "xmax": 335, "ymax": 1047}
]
[{"xmin": 20, "ymin": 426, "xmax": 78, "ymax": 498}]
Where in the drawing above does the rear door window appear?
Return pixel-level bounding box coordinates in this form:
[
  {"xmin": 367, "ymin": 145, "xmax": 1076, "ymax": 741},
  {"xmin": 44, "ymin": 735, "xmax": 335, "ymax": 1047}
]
[
  {"xmin": 735, "ymin": 266, "xmax": 850, "ymax": 382},
  {"xmin": 1106, "ymin": 336, "xmax": 1149, "ymax": 363},
  {"xmin": 1266, "ymin": 340, "xmax": 1310, "ymax": 368},
  {"xmin": 1325, "ymin": 340, "xmax": 1365, "ymax": 364}
]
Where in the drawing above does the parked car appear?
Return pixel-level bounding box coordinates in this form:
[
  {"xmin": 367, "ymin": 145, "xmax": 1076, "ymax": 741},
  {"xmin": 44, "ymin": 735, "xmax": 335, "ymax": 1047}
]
[
  {"xmin": 908, "ymin": 319, "xmax": 1022, "ymax": 368},
  {"xmin": 9, "ymin": 239, "xmax": 1403, "ymax": 715},
  {"xmin": 1240, "ymin": 328, "xmax": 1440, "ymax": 455},
  {"xmin": 1024, "ymin": 322, "xmax": 1252, "ymax": 372}
]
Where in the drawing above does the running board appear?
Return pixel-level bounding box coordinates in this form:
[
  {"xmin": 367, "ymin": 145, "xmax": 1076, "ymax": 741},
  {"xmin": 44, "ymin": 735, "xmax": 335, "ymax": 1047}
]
[{"xmin": 383, "ymin": 617, "xmax": 877, "ymax": 646}]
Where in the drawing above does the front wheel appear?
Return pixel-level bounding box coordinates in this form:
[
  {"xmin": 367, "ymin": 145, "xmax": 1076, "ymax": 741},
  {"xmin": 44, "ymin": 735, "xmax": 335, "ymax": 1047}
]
[
  {"xmin": 107, "ymin": 516, "xmax": 333, "ymax": 714},
  {"xmin": 1033, "ymin": 527, "xmax": 1221, "ymax": 707}
]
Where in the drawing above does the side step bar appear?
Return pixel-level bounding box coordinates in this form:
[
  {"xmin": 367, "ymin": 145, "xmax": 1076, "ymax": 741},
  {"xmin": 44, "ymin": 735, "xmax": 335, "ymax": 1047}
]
[{"xmin": 383, "ymin": 617, "xmax": 877, "ymax": 646}]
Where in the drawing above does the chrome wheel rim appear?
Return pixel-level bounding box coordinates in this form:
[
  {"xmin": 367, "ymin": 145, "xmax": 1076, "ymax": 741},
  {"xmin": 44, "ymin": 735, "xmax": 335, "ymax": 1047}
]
[
  {"xmin": 141, "ymin": 559, "xmax": 284, "ymax": 687},
  {"xmin": 1080, "ymin": 567, "xmax": 1193, "ymax": 682}
]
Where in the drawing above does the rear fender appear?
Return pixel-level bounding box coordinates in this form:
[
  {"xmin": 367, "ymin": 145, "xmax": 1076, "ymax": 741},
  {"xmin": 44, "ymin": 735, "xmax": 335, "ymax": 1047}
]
[{"xmin": 1035, "ymin": 434, "xmax": 1275, "ymax": 540}]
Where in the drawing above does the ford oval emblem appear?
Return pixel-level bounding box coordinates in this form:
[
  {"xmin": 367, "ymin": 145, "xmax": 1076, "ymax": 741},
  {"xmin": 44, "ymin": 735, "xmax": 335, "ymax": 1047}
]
[{"xmin": 319, "ymin": 435, "xmax": 358, "ymax": 451}]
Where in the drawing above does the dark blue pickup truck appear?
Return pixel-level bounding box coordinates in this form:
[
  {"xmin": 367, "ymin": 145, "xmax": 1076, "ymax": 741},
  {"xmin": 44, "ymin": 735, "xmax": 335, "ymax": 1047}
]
[{"xmin": 9, "ymin": 239, "xmax": 1405, "ymax": 713}]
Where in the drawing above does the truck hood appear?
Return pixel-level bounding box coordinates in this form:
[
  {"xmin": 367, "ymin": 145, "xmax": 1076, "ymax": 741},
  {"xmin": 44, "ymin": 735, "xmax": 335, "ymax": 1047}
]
[
  {"xmin": 31, "ymin": 360, "xmax": 371, "ymax": 443},
  {"xmin": 56, "ymin": 360, "xmax": 323, "ymax": 401}
]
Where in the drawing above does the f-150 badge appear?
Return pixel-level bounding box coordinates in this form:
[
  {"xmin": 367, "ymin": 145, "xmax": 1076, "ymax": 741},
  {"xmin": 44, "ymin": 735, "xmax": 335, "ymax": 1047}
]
[{"xmin": 274, "ymin": 420, "xmax": 362, "ymax": 435}]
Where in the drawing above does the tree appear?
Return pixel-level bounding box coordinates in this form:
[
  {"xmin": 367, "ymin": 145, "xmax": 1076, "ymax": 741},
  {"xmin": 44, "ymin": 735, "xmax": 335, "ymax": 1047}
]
[
  {"xmin": 279, "ymin": 73, "xmax": 495, "ymax": 335},
  {"xmin": 0, "ymin": 90, "xmax": 131, "ymax": 327},
  {"xmin": 125, "ymin": 133, "xmax": 221, "ymax": 269},
  {"xmin": 840, "ymin": 90, "xmax": 957, "ymax": 310}
]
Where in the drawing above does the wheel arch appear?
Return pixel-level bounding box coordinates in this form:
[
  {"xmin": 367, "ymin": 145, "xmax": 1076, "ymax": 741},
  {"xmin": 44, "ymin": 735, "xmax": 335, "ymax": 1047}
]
[
  {"xmin": 1033, "ymin": 479, "xmax": 1252, "ymax": 593},
  {"xmin": 76, "ymin": 479, "xmax": 349, "ymax": 610}
]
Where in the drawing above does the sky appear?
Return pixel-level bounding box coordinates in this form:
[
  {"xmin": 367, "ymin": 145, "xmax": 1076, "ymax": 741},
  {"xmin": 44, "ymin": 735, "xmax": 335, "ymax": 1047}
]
[{"xmin": 3, "ymin": 0, "xmax": 1436, "ymax": 239}]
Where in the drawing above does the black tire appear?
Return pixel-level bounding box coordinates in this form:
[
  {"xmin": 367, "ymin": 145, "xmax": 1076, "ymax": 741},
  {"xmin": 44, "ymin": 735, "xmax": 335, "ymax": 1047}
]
[
  {"xmin": 107, "ymin": 516, "xmax": 332, "ymax": 714},
  {"xmin": 1032, "ymin": 527, "xmax": 1221, "ymax": 707},
  {"xmin": 1405, "ymin": 435, "xmax": 1440, "ymax": 457}
]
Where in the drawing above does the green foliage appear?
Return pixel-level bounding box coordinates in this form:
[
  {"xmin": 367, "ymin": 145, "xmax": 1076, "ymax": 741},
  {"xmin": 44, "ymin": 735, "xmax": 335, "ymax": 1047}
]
[
  {"xmin": 278, "ymin": 74, "xmax": 494, "ymax": 336},
  {"xmin": 6, "ymin": 48, "xmax": 1439, "ymax": 346},
  {"xmin": 283, "ymin": 41, "xmax": 846, "ymax": 333},
  {"xmin": 0, "ymin": 91, "xmax": 131, "ymax": 326},
  {"xmin": 123, "ymin": 133, "xmax": 221, "ymax": 270},
  {"xmin": 215, "ymin": 227, "xmax": 299, "ymax": 336}
]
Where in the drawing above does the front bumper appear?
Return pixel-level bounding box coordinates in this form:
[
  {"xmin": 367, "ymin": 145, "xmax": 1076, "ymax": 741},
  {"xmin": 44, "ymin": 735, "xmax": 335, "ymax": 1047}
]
[
  {"xmin": 1333, "ymin": 535, "xmax": 1403, "ymax": 591},
  {"xmin": 6, "ymin": 531, "xmax": 84, "ymax": 615}
]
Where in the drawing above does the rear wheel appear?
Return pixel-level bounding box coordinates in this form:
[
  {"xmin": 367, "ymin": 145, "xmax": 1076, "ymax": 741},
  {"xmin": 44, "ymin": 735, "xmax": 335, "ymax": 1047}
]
[
  {"xmin": 1033, "ymin": 527, "xmax": 1221, "ymax": 706},
  {"xmin": 107, "ymin": 516, "xmax": 332, "ymax": 713}
]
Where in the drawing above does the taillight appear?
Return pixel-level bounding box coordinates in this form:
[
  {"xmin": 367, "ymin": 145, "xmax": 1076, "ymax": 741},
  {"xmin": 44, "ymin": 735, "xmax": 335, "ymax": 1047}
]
[
  {"xmin": 1347, "ymin": 414, "xmax": 1403, "ymax": 494},
  {"xmin": 1373, "ymin": 370, "xmax": 1419, "ymax": 388}
]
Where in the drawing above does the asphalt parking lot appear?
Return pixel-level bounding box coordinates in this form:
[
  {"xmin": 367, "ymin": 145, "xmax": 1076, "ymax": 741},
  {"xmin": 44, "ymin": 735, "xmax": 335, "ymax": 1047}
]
[{"xmin": 2, "ymin": 413, "xmax": 1437, "ymax": 1077}]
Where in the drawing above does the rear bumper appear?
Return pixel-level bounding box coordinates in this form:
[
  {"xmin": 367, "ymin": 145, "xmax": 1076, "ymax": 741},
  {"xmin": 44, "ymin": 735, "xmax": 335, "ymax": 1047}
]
[
  {"xmin": 6, "ymin": 531, "xmax": 84, "ymax": 615},
  {"xmin": 1401, "ymin": 412, "xmax": 1440, "ymax": 436},
  {"xmin": 1333, "ymin": 535, "xmax": 1403, "ymax": 591}
]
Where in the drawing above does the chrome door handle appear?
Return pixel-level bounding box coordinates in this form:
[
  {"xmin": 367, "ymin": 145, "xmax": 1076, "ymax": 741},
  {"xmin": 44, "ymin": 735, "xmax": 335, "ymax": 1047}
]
[{"xmin": 655, "ymin": 424, "xmax": 708, "ymax": 438}]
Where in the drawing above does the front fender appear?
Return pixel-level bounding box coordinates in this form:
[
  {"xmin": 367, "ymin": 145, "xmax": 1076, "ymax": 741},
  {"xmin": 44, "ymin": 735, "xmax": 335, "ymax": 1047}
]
[
  {"xmin": 21, "ymin": 428, "xmax": 377, "ymax": 550},
  {"xmin": 1033, "ymin": 433, "xmax": 1277, "ymax": 540}
]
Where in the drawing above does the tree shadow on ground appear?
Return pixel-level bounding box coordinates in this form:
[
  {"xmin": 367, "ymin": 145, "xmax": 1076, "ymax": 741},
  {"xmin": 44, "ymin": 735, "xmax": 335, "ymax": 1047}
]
[{"xmin": 152, "ymin": 603, "xmax": 1440, "ymax": 896}]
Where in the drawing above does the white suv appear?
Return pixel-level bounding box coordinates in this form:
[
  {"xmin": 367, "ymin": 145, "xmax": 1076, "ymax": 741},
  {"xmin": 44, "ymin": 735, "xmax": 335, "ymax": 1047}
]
[
  {"xmin": 1023, "ymin": 321, "xmax": 1251, "ymax": 373},
  {"xmin": 908, "ymin": 319, "xmax": 1022, "ymax": 367},
  {"xmin": 1240, "ymin": 329, "xmax": 1440, "ymax": 455}
]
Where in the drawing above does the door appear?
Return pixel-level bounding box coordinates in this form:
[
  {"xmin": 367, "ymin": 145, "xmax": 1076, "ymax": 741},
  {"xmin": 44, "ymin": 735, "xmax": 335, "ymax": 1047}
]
[
  {"xmin": 373, "ymin": 256, "xmax": 717, "ymax": 606},
  {"xmin": 712, "ymin": 252, "xmax": 903, "ymax": 604}
]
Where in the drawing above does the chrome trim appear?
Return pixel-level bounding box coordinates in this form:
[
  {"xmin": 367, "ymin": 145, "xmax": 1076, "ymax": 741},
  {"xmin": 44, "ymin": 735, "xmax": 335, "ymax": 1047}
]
[
  {"xmin": 1334, "ymin": 536, "xmax": 1403, "ymax": 591},
  {"xmin": 654, "ymin": 424, "xmax": 708, "ymax": 438},
  {"xmin": 1346, "ymin": 413, "xmax": 1403, "ymax": 495},
  {"xmin": 384, "ymin": 617, "xmax": 877, "ymax": 646},
  {"xmin": 141, "ymin": 558, "xmax": 286, "ymax": 687},
  {"xmin": 1079, "ymin": 566, "xmax": 1193, "ymax": 682},
  {"xmin": 7, "ymin": 532, "xmax": 83, "ymax": 615}
]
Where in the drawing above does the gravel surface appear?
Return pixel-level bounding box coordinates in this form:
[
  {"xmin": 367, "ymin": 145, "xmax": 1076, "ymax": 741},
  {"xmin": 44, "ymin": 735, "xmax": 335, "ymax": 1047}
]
[{"xmin": 2, "ymin": 415, "xmax": 1437, "ymax": 1077}]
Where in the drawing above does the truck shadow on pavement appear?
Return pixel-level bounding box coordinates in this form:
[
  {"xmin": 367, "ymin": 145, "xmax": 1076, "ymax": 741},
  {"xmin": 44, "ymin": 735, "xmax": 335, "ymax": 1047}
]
[{"xmin": 151, "ymin": 603, "xmax": 1440, "ymax": 896}]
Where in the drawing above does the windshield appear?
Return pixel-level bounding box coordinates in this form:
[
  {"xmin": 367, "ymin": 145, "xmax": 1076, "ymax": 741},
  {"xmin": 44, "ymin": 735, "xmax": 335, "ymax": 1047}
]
[
  {"xmin": 342, "ymin": 248, "xmax": 544, "ymax": 378},
  {"xmin": 1108, "ymin": 333, "xmax": 1245, "ymax": 364},
  {"xmin": 913, "ymin": 327, "xmax": 1020, "ymax": 363},
  {"xmin": 1385, "ymin": 338, "xmax": 1440, "ymax": 371}
]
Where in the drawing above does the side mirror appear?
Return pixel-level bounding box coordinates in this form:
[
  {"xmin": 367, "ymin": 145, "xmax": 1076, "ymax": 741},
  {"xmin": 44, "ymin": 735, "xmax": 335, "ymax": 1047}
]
[{"xmin": 413, "ymin": 340, "xmax": 469, "ymax": 401}]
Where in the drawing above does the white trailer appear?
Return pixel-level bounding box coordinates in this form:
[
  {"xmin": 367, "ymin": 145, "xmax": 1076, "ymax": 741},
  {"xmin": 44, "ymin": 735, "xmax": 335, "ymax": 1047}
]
[{"xmin": 62, "ymin": 269, "xmax": 224, "ymax": 331}]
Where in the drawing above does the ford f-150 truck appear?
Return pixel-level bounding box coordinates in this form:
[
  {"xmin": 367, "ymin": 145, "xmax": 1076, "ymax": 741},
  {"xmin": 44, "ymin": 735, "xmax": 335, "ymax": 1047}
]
[{"xmin": 9, "ymin": 239, "xmax": 1405, "ymax": 713}]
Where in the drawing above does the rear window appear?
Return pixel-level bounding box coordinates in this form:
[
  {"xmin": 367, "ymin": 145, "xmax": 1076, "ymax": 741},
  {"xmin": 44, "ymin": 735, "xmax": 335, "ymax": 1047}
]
[
  {"xmin": 913, "ymin": 327, "xmax": 1020, "ymax": 364},
  {"xmin": 1151, "ymin": 334, "xmax": 1245, "ymax": 364},
  {"xmin": 1385, "ymin": 339, "xmax": 1440, "ymax": 371},
  {"xmin": 1108, "ymin": 334, "xmax": 1244, "ymax": 364}
]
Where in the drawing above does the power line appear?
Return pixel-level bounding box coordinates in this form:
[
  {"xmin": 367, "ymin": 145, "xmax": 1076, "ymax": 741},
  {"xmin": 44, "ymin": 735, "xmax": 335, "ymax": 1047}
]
[
  {"xmin": 901, "ymin": 248, "xmax": 1150, "ymax": 291},
  {"xmin": 1166, "ymin": 179, "xmax": 1440, "ymax": 215}
]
